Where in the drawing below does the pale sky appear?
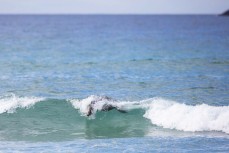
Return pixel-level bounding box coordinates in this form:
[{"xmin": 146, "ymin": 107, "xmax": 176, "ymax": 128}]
[{"xmin": 0, "ymin": 0, "xmax": 229, "ymax": 14}]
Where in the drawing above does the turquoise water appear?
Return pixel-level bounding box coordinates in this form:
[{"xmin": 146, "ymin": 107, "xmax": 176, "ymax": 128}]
[{"xmin": 0, "ymin": 15, "xmax": 229, "ymax": 152}]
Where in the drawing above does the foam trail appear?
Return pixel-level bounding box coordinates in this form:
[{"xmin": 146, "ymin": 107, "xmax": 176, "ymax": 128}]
[
  {"xmin": 0, "ymin": 94, "xmax": 45, "ymax": 114},
  {"xmin": 143, "ymin": 98, "xmax": 229, "ymax": 134}
]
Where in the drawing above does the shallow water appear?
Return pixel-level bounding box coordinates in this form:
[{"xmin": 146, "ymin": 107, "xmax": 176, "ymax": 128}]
[{"xmin": 0, "ymin": 15, "xmax": 229, "ymax": 152}]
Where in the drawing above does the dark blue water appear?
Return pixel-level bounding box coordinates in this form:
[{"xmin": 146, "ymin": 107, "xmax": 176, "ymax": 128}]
[{"xmin": 0, "ymin": 15, "xmax": 229, "ymax": 152}]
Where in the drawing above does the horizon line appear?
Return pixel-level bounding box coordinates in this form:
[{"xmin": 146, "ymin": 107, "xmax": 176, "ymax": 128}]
[{"xmin": 0, "ymin": 13, "xmax": 219, "ymax": 16}]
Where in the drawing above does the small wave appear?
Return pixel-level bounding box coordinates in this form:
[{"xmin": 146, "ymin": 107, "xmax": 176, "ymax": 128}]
[
  {"xmin": 210, "ymin": 60, "xmax": 229, "ymax": 65},
  {"xmin": 0, "ymin": 94, "xmax": 45, "ymax": 114},
  {"xmin": 130, "ymin": 58, "xmax": 154, "ymax": 62},
  {"xmin": 1, "ymin": 94, "xmax": 229, "ymax": 135}
]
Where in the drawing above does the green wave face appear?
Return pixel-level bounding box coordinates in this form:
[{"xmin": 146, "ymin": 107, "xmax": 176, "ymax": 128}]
[{"xmin": 0, "ymin": 99, "xmax": 152, "ymax": 141}]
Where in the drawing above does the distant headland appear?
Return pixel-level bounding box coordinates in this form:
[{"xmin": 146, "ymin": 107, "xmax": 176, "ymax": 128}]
[{"xmin": 220, "ymin": 10, "xmax": 229, "ymax": 16}]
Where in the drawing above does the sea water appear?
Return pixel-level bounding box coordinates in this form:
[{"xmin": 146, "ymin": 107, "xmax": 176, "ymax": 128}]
[{"xmin": 0, "ymin": 15, "xmax": 229, "ymax": 152}]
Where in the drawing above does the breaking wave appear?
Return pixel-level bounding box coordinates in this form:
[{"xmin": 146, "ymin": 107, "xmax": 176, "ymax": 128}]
[
  {"xmin": 143, "ymin": 98, "xmax": 229, "ymax": 134},
  {"xmin": 70, "ymin": 96, "xmax": 229, "ymax": 134},
  {"xmin": 0, "ymin": 94, "xmax": 229, "ymax": 136},
  {"xmin": 0, "ymin": 94, "xmax": 45, "ymax": 114}
]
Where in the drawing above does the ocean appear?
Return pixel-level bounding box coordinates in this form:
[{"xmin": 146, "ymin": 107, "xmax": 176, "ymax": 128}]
[{"xmin": 0, "ymin": 15, "xmax": 229, "ymax": 152}]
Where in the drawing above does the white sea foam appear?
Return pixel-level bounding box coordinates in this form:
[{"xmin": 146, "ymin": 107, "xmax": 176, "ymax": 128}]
[
  {"xmin": 70, "ymin": 95, "xmax": 229, "ymax": 134},
  {"xmin": 144, "ymin": 97, "xmax": 229, "ymax": 134},
  {"xmin": 0, "ymin": 94, "xmax": 45, "ymax": 114}
]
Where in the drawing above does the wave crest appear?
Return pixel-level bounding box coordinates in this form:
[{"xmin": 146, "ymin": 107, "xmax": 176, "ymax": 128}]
[
  {"xmin": 143, "ymin": 98, "xmax": 229, "ymax": 134},
  {"xmin": 0, "ymin": 94, "xmax": 45, "ymax": 114},
  {"xmin": 69, "ymin": 95, "xmax": 149, "ymax": 118}
]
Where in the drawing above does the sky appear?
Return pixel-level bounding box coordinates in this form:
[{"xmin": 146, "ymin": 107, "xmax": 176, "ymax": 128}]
[{"xmin": 0, "ymin": 0, "xmax": 229, "ymax": 14}]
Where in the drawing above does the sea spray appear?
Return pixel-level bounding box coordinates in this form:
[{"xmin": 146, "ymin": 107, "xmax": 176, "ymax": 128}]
[
  {"xmin": 143, "ymin": 97, "xmax": 229, "ymax": 134},
  {"xmin": 0, "ymin": 94, "xmax": 45, "ymax": 114},
  {"xmin": 69, "ymin": 95, "xmax": 149, "ymax": 118}
]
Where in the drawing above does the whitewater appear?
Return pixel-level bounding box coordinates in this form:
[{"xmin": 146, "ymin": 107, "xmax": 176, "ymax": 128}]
[{"xmin": 1, "ymin": 94, "xmax": 228, "ymax": 135}]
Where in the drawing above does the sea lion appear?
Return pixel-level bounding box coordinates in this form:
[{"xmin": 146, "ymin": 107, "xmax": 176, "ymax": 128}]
[{"xmin": 86, "ymin": 96, "xmax": 127, "ymax": 116}]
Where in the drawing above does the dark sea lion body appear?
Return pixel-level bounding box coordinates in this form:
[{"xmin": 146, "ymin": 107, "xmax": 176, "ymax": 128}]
[{"xmin": 87, "ymin": 96, "xmax": 127, "ymax": 116}]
